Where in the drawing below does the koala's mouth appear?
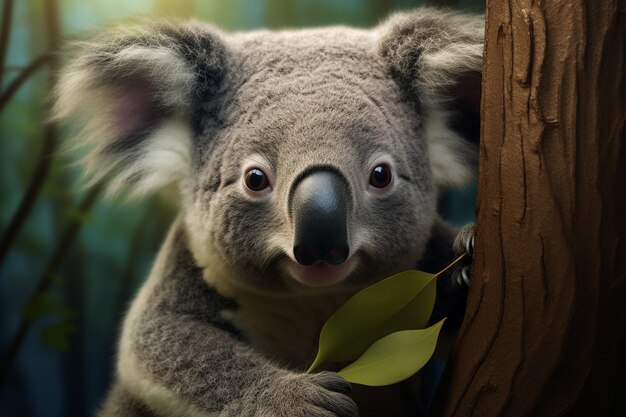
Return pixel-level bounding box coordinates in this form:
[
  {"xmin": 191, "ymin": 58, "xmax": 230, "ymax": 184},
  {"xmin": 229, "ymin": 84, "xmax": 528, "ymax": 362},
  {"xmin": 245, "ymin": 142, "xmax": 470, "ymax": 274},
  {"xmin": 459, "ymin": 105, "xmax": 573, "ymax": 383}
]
[{"xmin": 285, "ymin": 257, "xmax": 356, "ymax": 287}]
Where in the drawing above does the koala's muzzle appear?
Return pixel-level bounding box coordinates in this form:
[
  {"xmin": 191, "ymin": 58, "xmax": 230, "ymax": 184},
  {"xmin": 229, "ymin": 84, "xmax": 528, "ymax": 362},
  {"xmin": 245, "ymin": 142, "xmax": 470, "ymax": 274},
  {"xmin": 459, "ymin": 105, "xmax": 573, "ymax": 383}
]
[{"xmin": 291, "ymin": 170, "xmax": 351, "ymax": 266}]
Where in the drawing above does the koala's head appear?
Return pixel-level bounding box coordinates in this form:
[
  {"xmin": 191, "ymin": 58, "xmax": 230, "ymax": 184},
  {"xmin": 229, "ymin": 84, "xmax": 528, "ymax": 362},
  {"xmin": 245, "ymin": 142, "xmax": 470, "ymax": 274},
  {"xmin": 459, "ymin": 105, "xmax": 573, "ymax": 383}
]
[{"xmin": 54, "ymin": 9, "xmax": 483, "ymax": 294}]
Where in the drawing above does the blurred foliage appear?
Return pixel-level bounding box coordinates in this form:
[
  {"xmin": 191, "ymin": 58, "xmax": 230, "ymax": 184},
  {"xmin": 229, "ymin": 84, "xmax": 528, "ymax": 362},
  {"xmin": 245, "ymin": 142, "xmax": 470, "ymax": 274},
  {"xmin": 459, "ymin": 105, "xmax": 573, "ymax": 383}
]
[{"xmin": 0, "ymin": 0, "xmax": 481, "ymax": 416}]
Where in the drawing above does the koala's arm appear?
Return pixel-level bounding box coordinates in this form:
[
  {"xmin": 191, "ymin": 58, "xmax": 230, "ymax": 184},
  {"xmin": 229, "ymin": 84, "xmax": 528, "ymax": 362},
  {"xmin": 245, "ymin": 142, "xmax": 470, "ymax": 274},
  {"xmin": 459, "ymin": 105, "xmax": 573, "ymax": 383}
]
[{"xmin": 102, "ymin": 221, "xmax": 357, "ymax": 417}]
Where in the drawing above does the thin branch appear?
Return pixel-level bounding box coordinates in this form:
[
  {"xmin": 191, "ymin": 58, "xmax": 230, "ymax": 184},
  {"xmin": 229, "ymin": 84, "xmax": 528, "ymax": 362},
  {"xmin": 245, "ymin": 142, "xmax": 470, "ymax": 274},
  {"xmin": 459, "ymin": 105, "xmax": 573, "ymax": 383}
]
[
  {"xmin": 0, "ymin": 184, "xmax": 102, "ymax": 389},
  {"xmin": 44, "ymin": 0, "xmax": 61, "ymax": 71},
  {"xmin": 0, "ymin": 0, "xmax": 71, "ymax": 392},
  {"xmin": 0, "ymin": 0, "xmax": 15, "ymax": 87},
  {"xmin": 3, "ymin": 65, "xmax": 34, "ymax": 71},
  {"xmin": 116, "ymin": 209, "xmax": 156, "ymax": 313},
  {"xmin": 0, "ymin": 0, "xmax": 61, "ymax": 271},
  {"xmin": 101, "ymin": 207, "xmax": 156, "ymax": 384},
  {"xmin": 0, "ymin": 125, "xmax": 58, "ymax": 269},
  {"xmin": 0, "ymin": 54, "xmax": 50, "ymax": 112}
]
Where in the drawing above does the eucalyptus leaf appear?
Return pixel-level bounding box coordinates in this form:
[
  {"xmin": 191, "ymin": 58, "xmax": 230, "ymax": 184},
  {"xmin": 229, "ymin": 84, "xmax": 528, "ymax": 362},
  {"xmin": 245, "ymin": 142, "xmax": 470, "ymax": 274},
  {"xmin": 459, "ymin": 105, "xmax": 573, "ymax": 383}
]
[
  {"xmin": 41, "ymin": 322, "xmax": 77, "ymax": 351},
  {"xmin": 330, "ymin": 274, "xmax": 437, "ymax": 363},
  {"xmin": 307, "ymin": 253, "xmax": 466, "ymax": 373},
  {"xmin": 307, "ymin": 269, "xmax": 436, "ymax": 372},
  {"xmin": 337, "ymin": 320, "xmax": 445, "ymax": 386},
  {"xmin": 21, "ymin": 293, "xmax": 75, "ymax": 321},
  {"xmin": 63, "ymin": 207, "xmax": 93, "ymax": 223}
]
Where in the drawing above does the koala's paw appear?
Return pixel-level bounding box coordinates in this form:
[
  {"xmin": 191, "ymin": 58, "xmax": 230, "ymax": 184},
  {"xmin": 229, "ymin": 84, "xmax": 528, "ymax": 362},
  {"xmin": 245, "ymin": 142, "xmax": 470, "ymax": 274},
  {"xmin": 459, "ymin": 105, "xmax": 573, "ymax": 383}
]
[
  {"xmin": 227, "ymin": 371, "xmax": 358, "ymax": 417},
  {"xmin": 453, "ymin": 223, "xmax": 475, "ymax": 257},
  {"xmin": 452, "ymin": 224, "xmax": 475, "ymax": 290}
]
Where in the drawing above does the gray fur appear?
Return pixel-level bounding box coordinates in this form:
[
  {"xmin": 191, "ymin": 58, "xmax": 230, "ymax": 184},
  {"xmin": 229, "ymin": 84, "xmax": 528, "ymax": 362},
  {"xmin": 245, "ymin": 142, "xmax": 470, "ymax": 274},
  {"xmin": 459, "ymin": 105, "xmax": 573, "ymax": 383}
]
[
  {"xmin": 53, "ymin": 20, "xmax": 228, "ymax": 197},
  {"xmin": 187, "ymin": 25, "xmax": 437, "ymax": 295},
  {"xmin": 54, "ymin": 7, "xmax": 483, "ymax": 417},
  {"xmin": 380, "ymin": 9, "xmax": 483, "ymax": 187},
  {"xmin": 379, "ymin": 9, "xmax": 483, "ymax": 107}
]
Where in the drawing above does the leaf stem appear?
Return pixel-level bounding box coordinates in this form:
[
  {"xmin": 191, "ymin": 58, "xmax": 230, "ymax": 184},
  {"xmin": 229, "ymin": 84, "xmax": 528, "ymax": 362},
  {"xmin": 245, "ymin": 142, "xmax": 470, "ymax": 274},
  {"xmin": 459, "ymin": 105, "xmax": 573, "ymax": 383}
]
[{"xmin": 435, "ymin": 252, "xmax": 467, "ymax": 278}]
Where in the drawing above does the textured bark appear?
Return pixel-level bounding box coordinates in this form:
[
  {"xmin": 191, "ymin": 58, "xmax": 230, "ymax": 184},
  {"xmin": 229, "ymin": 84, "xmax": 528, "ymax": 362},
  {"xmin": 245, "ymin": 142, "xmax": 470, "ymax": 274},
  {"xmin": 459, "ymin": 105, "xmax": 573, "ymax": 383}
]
[{"xmin": 433, "ymin": 1, "xmax": 626, "ymax": 416}]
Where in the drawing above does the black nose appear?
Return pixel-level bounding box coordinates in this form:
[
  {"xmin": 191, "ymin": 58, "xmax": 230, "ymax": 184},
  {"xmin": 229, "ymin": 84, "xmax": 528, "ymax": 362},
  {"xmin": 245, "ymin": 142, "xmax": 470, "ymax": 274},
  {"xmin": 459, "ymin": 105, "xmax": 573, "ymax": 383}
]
[{"xmin": 291, "ymin": 170, "xmax": 351, "ymax": 266}]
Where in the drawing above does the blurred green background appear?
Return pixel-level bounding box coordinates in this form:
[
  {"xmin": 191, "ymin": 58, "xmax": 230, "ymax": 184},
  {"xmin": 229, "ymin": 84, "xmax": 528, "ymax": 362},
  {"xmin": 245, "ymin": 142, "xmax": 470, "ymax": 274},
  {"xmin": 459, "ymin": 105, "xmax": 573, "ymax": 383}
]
[{"xmin": 0, "ymin": 0, "xmax": 482, "ymax": 416}]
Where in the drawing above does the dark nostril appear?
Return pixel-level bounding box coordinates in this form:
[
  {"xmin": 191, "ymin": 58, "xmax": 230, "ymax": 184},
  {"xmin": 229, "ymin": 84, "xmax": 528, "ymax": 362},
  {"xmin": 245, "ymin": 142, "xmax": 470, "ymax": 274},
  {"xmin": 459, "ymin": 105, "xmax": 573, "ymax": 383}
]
[
  {"xmin": 324, "ymin": 244, "xmax": 349, "ymax": 265},
  {"xmin": 293, "ymin": 244, "xmax": 350, "ymax": 266},
  {"xmin": 294, "ymin": 245, "xmax": 319, "ymax": 266}
]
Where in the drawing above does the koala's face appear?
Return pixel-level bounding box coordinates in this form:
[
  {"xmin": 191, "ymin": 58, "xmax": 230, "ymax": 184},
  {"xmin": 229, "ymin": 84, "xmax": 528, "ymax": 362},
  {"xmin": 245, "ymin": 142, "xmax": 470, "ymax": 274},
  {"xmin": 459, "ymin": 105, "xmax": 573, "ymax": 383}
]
[
  {"xmin": 185, "ymin": 30, "xmax": 437, "ymax": 292},
  {"xmin": 54, "ymin": 10, "xmax": 483, "ymax": 294}
]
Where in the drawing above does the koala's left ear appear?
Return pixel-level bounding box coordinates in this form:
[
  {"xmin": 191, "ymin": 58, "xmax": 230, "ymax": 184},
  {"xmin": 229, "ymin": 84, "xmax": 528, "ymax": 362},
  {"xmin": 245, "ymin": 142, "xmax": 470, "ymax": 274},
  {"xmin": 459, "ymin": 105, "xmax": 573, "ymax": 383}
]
[
  {"xmin": 379, "ymin": 8, "xmax": 484, "ymax": 189},
  {"xmin": 53, "ymin": 21, "xmax": 227, "ymax": 198}
]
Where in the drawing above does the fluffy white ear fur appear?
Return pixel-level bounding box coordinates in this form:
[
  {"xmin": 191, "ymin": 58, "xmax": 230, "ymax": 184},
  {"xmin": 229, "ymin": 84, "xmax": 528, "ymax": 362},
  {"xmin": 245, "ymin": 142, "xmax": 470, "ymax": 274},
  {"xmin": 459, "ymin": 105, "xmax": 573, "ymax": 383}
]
[
  {"xmin": 106, "ymin": 118, "xmax": 193, "ymax": 198},
  {"xmin": 53, "ymin": 50, "xmax": 195, "ymax": 198},
  {"xmin": 425, "ymin": 110, "xmax": 476, "ymax": 188},
  {"xmin": 54, "ymin": 50, "xmax": 195, "ymax": 198},
  {"xmin": 379, "ymin": 8, "xmax": 484, "ymax": 189},
  {"xmin": 51, "ymin": 22, "xmax": 223, "ymax": 199},
  {"xmin": 419, "ymin": 30, "xmax": 482, "ymax": 189}
]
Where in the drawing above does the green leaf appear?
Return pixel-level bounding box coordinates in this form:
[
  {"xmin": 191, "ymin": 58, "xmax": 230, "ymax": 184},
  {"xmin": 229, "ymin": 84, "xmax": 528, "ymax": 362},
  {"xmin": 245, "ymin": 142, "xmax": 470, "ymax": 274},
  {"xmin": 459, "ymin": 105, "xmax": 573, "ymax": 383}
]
[
  {"xmin": 21, "ymin": 293, "xmax": 75, "ymax": 321},
  {"xmin": 307, "ymin": 269, "xmax": 437, "ymax": 372},
  {"xmin": 337, "ymin": 320, "xmax": 445, "ymax": 386},
  {"xmin": 41, "ymin": 322, "xmax": 77, "ymax": 352},
  {"xmin": 44, "ymin": 271, "xmax": 65, "ymax": 285},
  {"xmin": 307, "ymin": 253, "xmax": 466, "ymax": 373},
  {"xmin": 63, "ymin": 207, "xmax": 93, "ymax": 224}
]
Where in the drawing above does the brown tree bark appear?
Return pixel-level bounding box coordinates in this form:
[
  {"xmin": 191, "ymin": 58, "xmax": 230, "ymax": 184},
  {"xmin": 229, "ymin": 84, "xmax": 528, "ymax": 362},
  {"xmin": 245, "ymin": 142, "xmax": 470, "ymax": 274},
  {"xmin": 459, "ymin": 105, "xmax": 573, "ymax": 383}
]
[{"xmin": 432, "ymin": 1, "xmax": 626, "ymax": 416}]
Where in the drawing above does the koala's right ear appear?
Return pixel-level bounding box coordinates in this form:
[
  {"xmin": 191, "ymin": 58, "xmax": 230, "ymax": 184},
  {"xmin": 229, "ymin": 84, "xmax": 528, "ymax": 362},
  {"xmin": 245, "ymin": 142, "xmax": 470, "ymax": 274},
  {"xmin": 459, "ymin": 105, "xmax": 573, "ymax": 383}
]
[
  {"xmin": 379, "ymin": 8, "xmax": 484, "ymax": 190},
  {"xmin": 53, "ymin": 21, "xmax": 227, "ymax": 198}
]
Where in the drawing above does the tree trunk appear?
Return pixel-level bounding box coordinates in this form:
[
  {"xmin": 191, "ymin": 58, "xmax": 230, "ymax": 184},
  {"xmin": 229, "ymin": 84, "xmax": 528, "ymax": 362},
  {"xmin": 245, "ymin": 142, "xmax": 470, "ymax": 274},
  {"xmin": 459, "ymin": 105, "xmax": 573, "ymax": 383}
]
[{"xmin": 432, "ymin": 1, "xmax": 626, "ymax": 416}]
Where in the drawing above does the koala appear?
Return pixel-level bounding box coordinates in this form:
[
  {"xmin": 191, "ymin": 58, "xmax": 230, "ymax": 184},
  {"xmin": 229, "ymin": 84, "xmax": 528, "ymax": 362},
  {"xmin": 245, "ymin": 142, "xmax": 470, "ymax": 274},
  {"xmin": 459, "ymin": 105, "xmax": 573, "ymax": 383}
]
[{"xmin": 53, "ymin": 7, "xmax": 482, "ymax": 417}]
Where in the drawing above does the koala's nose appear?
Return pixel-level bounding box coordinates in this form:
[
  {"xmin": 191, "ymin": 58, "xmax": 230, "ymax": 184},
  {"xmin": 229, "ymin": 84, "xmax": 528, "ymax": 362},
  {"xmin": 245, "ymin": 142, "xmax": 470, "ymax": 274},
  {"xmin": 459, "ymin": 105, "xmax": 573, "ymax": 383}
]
[{"xmin": 290, "ymin": 170, "xmax": 351, "ymax": 266}]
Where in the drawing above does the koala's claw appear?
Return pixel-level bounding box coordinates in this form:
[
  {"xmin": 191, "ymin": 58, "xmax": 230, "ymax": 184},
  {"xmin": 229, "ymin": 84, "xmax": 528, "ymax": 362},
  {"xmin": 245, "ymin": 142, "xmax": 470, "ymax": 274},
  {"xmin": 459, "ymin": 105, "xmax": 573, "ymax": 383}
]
[
  {"xmin": 310, "ymin": 373, "xmax": 358, "ymax": 417},
  {"xmin": 453, "ymin": 224, "xmax": 475, "ymax": 257},
  {"xmin": 314, "ymin": 371, "xmax": 352, "ymax": 395},
  {"xmin": 452, "ymin": 265, "xmax": 472, "ymax": 289},
  {"xmin": 467, "ymin": 234, "xmax": 475, "ymax": 256},
  {"xmin": 451, "ymin": 224, "xmax": 475, "ymax": 291}
]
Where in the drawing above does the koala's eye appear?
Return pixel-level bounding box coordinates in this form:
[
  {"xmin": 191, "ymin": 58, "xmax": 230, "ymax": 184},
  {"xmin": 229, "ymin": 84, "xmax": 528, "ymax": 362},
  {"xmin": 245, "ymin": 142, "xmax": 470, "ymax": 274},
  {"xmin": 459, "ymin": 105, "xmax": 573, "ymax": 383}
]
[
  {"xmin": 369, "ymin": 164, "xmax": 392, "ymax": 188},
  {"xmin": 244, "ymin": 168, "xmax": 270, "ymax": 192}
]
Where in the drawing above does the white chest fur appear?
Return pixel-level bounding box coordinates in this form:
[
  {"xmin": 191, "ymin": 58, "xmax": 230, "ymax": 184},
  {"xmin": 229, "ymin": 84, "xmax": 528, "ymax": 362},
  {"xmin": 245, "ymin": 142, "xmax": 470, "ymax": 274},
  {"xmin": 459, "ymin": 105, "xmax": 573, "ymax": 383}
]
[{"xmin": 204, "ymin": 272, "xmax": 356, "ymax": 369}]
